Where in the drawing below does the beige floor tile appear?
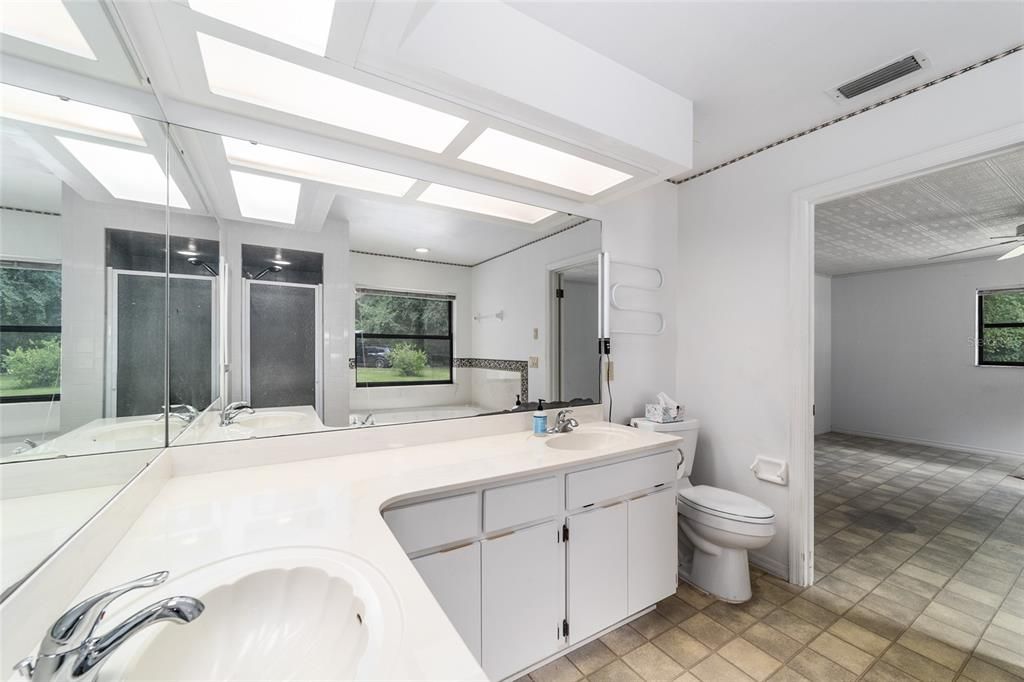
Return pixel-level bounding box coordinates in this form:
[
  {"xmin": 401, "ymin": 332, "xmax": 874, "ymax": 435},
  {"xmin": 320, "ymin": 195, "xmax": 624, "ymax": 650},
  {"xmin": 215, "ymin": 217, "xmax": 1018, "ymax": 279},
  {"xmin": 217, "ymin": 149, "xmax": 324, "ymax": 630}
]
[
  {"xmin": 530, "ymin": 657, "xmax": 583, "ymax": 682},
  {"xmin": 782, "ymin": 597, "xmax": 839, "ymax": 629},
  {"xmin": 827, "ymin": 617, "xmax": 891, "ymax": 656},
  {"xmin": 894, "ymin": 563, "xmax": 949, "ymax": 589},
  {"xmin": 742, "ymin": 623, "xmax": 803, "ymax": 662},
  {"xmin": 740, "ymin": 597, "xmax": 777, "ymax": 619},
  {"xmin": 787, "ymin": 649, "xmax": 857, "ymax": 682},
  {"xmin": 762, "ymin": 609, "xmax": 822, "ymax": 645},
  {"xmin": 808, "ymin": 631, "xmax": 875, "ymax": 674},
  {"xmin": 961, "ymin": 656, "xmax": 1024, "ymax": 682},
  {"xmin": 718, "ymin": 638, "xmax": 782, "ymax": 681},
  {"xmin": 860, "ymin": 593, "xmax": 919, "ymax": 627},
  {"xmin": 651, "ymin": 628, "xmax": 711, "ymax": 668},
  {"xmin": 680, "ymin": 613, "xmax": 736, "ymax": 649},
  {"xmin": 882, "ymin": 571, "xmax": 940, "ymax": 600},
  {"xmin": 632, "ymin": 611, "xmax": 675, "ymax": 640},
  {"xmin": 566, "ymin": 640, "xmax": 617, "ymax": 676},
  {"xmin": 690, "ymin": 653, "xmax": 755, "ymax": 682},
  {"xmin": 800, "ymin": 585, "xmax": 854, "ymax": 615},
  {"xmin": 589, "ymin": 659, "xmax": 643, "ymax": 682},
  {"xmin": 656, "ymin": 596, "xmax": 698, "ymax": 625},
  {"xmin": 832, "ymin": 565, "xmax": 883, "ymax": 591},
  {"xmin": 922, "ymin": 601, "xmax": 988, "ymax": 637},
  {"xmin": 765, "ymin": 667, "xmax": 810, "ymax": 682},
  {"xmin": 601, "ymin": 624, "xmax": 646, "ymax": 656},
  {"xmin": 860, "ymin": 660, "xmax": 920, "ymax": 682},
  {"xmin": 622, "ymin": 642, "xmax": 685, "ymax": 681},
  {"xmin": 676, "ymin": 583, "xmax": 716, "ymax": 610},
  {"xmin": 993, "ymin": 609, "xmax": 1024, "ymax": 634},
  {"xmin": 934, "ymin": 588, "xmax": 998, "ymax": 621},
  {"xmin": 910, "ymin": 614, "xmax": 979, "ymax": 652},
  {"xmin": 671, "ymin": 674, "xmax": 700, "ymax": 682},
  {"xmin": 976, "ymin": 639, "xmax": 1024, "ymax": 678},
  {"xmin": 754, "ymin": 579, "xmax": 800, "ymax": 606},
  {"xmin": 945, "ymin": 579, "xmax": 1004, "ymax": 608},
  {"xmin": 704, "ymin": 601, "xmax": 758, "ymax": 633},
  {"xmin": 881, "ymin": 644, "xmax": 956, "ymax": 682},
  {"xmin": 896, "ymin": 627, "xmax": 967, "ymax": 672},
  {"xmin": 816, "ymin": 575, "xmax": 869, "ymax": 602}
]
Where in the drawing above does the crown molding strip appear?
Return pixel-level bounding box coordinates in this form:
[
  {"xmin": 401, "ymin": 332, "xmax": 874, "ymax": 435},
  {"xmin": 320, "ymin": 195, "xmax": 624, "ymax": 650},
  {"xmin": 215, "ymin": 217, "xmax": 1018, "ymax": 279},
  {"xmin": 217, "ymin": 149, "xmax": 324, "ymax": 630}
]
[{"xmin": 670, "ymin": 44, "xmax": 1024, "ymax": 185}]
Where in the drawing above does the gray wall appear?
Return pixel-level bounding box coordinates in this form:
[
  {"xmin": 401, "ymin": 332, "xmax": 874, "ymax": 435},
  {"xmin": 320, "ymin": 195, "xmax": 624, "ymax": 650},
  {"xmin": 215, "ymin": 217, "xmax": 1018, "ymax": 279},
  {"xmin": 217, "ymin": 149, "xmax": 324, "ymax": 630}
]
[{"xmin": 814, "ymin": 275, "xmax": 832, "ymax": 435}]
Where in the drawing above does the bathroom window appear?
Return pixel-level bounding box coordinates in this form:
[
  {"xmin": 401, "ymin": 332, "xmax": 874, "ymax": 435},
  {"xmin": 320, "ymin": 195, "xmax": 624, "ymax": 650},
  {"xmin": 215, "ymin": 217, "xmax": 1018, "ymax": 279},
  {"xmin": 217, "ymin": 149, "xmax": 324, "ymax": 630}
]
[
  {"xmin": 354, "ymin": 289, "xmax": 453, "ymax": 387},
  {"xmin": 0, "ymin": 261, "xmax": 62, "ymax": 402},
  {"xmin": 977, "ymin": 287, "xmax": 1024, "ymax": 367}
]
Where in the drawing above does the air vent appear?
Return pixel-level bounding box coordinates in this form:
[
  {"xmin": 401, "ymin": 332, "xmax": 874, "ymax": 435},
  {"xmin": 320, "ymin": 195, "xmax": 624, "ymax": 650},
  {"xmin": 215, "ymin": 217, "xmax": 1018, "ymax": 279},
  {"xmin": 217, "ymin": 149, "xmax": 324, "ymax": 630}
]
[{"xmin": 828, "ymin": 52, "xmax": 929, "ymax": 101}]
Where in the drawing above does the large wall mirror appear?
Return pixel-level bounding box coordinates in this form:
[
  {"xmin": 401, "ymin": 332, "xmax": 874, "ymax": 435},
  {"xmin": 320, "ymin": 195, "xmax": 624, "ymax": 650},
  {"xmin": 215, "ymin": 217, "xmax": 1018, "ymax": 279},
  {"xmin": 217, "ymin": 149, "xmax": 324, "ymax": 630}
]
[{"xmin": 165, "ymin": 124, "xmax": 603, "ymax": 446}]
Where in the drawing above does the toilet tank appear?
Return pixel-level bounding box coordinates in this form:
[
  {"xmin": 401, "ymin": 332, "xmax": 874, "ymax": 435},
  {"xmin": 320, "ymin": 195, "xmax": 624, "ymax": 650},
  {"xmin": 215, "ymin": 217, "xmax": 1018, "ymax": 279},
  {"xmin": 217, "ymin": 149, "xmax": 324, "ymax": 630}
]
[{"xmin": 630, "ymin": 417, "xmax": 699, "ymax": 477}]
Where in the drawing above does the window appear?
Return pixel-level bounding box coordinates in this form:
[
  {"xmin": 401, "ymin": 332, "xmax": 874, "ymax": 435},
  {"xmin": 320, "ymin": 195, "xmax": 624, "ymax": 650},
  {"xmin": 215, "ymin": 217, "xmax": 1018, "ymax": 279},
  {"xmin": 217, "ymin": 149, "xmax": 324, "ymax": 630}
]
[
  {"xmin": 0, "ymin": 261, "xmax": 61, "ymax": 402},
  {"xmin": 978, "ymin": 287, "xmax": 1024, "ymax": 367},
  {"xmin": 354, "ymin": 289, "xmax": 453, "ymax": 387}
]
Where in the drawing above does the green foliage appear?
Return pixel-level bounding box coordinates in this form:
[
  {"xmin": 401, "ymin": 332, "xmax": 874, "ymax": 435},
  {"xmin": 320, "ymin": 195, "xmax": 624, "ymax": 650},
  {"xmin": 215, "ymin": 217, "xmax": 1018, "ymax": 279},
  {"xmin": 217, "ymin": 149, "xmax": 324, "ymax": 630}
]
[
  {"xmin": 355, "ymin": 294, "xmax": 449, "ymax": 336},
  {"xmin": 2, "ymin": 337, "xmax": 61, "ymax": 389},
  {"xmin": 981, "ymin": 290, "xmax": 1024, "ymax": 364},
  {"xmin": 390, "ymin": 342, "xmax": 428, "ymax": 376},
  {"xmin": 0, "ymin": 267, "xmax": 61, "ymax": 325}
]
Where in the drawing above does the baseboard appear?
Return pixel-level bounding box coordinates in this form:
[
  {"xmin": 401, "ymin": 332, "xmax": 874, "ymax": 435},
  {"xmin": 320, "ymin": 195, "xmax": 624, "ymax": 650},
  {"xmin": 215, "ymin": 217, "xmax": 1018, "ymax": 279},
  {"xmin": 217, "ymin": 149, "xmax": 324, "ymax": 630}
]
[
  {"xmin": 749, "ymin": 551, "xmax": 789, "ymax": 582},
  {"xmin": 829, "ymin": 427, "xmax": 1023, "ymax": 460}
]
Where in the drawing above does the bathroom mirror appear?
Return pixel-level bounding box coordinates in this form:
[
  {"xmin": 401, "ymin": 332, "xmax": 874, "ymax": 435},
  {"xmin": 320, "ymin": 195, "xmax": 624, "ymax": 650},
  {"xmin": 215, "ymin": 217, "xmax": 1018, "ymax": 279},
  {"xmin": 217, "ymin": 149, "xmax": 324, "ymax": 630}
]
[
  {"xmin": 165, "ymin": 123, "xmax": 602, "ymax": 445},
  {"xmin": 0, "ymin": 84, "xmax": 176, "ymax": 596}
]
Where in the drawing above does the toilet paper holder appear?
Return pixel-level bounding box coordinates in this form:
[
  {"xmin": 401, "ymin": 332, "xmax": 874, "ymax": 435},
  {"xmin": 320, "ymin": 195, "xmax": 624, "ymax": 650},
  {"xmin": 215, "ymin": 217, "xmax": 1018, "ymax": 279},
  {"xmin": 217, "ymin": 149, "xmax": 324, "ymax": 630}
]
[{"xmin": 750, "ymin": 456, "xmax": 788, "ymax": 485}]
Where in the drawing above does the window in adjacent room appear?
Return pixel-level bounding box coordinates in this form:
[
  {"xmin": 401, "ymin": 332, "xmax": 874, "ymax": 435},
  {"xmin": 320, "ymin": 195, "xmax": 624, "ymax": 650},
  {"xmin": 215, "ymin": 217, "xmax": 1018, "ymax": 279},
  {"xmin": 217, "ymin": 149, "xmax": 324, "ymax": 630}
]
[
  {"xmin": 977, "ymin": 287, "xmax": 1024, "ymax": 367},
  {"xmin": 0, "ymin": 260, "xmax": 61, "ymax": 401},
  {"xmin": 354, "ymin": 288, "xmax": 454, "ymax": 386}
]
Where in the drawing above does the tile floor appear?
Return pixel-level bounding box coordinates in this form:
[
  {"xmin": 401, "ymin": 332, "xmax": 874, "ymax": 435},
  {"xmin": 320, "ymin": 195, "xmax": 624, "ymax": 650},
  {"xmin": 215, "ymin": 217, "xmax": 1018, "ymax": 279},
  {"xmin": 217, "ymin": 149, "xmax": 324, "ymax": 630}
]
[{"xmin": 519, "ymin": 433, "xmax": 1024, "ymax": 682}]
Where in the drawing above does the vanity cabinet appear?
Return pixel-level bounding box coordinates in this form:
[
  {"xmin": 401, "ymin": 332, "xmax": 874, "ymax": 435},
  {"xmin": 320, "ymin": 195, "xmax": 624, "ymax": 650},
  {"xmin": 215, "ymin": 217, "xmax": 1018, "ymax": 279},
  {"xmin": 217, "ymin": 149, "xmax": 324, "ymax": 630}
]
[{"xmin": 384, "ymin": 449, "xmax": 677, "ymax": 681}]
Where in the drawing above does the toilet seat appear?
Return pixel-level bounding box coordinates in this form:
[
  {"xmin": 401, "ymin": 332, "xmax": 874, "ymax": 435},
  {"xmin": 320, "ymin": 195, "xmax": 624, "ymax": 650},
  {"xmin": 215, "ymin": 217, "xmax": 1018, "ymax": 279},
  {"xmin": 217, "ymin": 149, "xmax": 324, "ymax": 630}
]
[{"xmin": 677, "ymin": 485, "xmax": 776, "ymax": 537}]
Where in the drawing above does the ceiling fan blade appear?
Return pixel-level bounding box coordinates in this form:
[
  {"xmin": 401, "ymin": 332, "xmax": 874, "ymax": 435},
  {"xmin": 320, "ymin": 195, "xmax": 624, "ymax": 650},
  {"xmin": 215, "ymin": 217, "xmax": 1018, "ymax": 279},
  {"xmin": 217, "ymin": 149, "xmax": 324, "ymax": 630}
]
[
  {"xmin": 997, "ymin": 243, "xmax": 1024, "ymax": 261},
  {"xmin": 929, "ymin": 240, "xmax": 1018, "ymax": 260},
  {"xmin": 988, "ymin": 235, "xmax": 1021, "ymax": 239}
]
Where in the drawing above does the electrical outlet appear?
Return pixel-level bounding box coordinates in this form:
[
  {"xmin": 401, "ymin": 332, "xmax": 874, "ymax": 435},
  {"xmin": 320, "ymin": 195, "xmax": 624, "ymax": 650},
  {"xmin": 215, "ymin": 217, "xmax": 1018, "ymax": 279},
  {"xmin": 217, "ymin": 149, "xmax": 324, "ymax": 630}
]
[
  {"xmin": 607, "ymin": 360, "xmax": 614, "ymax": 381},
  {"xmin": 529, "ymin": 356, "xmax": 539, "ymax": 368}
]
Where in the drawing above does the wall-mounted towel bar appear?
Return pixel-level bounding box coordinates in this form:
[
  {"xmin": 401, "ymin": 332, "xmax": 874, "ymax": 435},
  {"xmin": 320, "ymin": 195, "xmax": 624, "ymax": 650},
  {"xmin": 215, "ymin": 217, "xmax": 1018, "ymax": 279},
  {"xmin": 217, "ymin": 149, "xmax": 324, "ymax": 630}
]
[
  {"xmin": 473, "ymin": 310, "xmax": 504, "ymax": 322},
  {"xmin": 610, "ymin": 260, "xmax": 665, "ymax": 336}
]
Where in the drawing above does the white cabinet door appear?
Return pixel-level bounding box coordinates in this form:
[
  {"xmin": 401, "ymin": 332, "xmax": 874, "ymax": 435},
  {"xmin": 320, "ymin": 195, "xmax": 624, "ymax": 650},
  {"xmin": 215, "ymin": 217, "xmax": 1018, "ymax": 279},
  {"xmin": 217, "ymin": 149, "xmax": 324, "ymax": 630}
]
[
  {"xmin": 567, "ymin": 502, "xmax": 628, "ymax": 644},
  {"xmin": 412, "ymin": 543, "xmax": 482, "ymax": 662},
  {"xmin": 481, "ymin": 521, "xmax": 564, "ymax": 680},
  {"xmin": 628, "ymin": 487, "xmax": 678, "ymax": 613}
]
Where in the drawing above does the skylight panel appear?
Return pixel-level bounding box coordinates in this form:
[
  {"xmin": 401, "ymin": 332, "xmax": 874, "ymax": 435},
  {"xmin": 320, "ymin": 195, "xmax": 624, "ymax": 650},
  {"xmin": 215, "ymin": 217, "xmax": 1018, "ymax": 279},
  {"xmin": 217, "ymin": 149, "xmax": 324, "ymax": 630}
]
[
  {"xmin": 458, "ymin": 128, "xmax": 633, "ymax": 196},
  {"xmin": 57, "ymin": 136, "xmax": 189, "ymax": 208},
  {"xmin": 229, "ymin": 170, "xmax": 300, "ymax": 224},
  {"xmin": 197, "ymin": 34, "xmax": 468, "ymax": 153},
  {"xmin": 187, "ymin": 0, "xmax": 335, "ymax": 55},
  {"xmin": 221, "ymin": 137, "xmax": 416, "ymax": 197},
  {"xmin": 0, "ymin": 0, "xmax": 96, "ymax": 59},
  {"xmin": 417, "ymin": 184, "xmax": 555, "ymax": 224},
  {"xmin": 1, "ymin": 84, "xmax": 144, "ymax": 144}
]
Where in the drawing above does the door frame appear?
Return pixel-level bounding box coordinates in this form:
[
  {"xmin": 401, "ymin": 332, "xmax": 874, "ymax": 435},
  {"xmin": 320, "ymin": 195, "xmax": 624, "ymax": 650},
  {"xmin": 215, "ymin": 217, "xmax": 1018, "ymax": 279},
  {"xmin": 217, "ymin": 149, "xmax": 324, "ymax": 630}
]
[
  {"xmin": 547, "ymin": 250, "xmax": 602, "ymax": 403},
  {"xmin": 786, "ymin": 123, "xmax": 1024, "ymax": 586},
  {"xmin": 241, "ymin": 278, "xmax": 324, "ymax": 418}
]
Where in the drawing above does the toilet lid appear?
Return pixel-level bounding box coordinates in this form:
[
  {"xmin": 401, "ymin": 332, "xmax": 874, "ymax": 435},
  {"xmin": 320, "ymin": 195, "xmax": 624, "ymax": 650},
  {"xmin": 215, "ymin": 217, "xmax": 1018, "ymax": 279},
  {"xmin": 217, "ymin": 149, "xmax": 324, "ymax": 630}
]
[{"xmin": 678, "ymin": 485, "xmax": 775, "ymax": 521}]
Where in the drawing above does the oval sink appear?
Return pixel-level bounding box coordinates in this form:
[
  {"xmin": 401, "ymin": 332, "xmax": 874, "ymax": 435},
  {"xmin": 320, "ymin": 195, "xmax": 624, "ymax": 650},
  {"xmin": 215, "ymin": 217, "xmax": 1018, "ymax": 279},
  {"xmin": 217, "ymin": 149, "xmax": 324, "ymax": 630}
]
[
  {"xmin": 111, "ymin": 548, "xmax": 402, "ymax": 681},
  {"xmin": 89, "ymin": 421, "xmax": 165, "ymax": 445},
  {"xmin": 545, "ymin": 432, "xmax": 630, "ymax": 451}
]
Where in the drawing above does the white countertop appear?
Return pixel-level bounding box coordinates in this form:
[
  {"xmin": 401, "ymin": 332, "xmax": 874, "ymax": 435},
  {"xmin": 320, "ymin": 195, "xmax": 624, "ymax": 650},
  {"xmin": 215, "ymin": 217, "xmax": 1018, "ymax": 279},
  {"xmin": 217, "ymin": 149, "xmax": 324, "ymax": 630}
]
[{"xmin": 62, "ymin": 423, "xmax": 682, "ymax": 681}]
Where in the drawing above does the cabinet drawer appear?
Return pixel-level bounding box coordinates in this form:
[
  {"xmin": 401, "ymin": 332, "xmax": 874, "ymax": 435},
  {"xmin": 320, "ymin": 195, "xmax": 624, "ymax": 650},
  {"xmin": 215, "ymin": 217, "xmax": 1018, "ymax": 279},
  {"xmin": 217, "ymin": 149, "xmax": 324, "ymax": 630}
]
[
  {"xmin": 383, "ymin": 492, "xmax": 479, "ymax": 554},
  {"xmin": 483, "ymin": 477, "xmax": 559, "ymax": 533},
  {"xmin": 566, "ymin": 451, "xmax": 676, "ymax": 509}
]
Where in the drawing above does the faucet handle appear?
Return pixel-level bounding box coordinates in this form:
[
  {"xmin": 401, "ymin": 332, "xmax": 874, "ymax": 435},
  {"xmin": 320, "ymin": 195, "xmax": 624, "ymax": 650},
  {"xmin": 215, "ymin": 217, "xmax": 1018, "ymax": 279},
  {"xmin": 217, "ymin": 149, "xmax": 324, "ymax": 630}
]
[
  {"xmin": 557, "ymin": 409, "xmax": 574, "ymax": 420},
  {"xmin": 43, "ymin": 571, "xmax": 168, "ymax": 655}
]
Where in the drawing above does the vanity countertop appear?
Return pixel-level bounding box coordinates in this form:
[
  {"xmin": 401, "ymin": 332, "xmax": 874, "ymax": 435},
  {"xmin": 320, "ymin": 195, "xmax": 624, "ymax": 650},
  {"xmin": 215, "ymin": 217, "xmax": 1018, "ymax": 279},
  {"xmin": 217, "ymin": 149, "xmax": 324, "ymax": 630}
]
[{"xmin": 64, "ymin": 422, "xmax": 682, "ymax": 681}]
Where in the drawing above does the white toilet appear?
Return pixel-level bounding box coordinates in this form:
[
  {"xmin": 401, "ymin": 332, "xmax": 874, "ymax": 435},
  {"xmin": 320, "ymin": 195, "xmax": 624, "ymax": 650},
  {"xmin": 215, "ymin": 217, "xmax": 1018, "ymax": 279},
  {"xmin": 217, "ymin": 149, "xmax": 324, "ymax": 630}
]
[{"xmin": 631, "ymin": 417, "xmax": 776, "ymax": 603}]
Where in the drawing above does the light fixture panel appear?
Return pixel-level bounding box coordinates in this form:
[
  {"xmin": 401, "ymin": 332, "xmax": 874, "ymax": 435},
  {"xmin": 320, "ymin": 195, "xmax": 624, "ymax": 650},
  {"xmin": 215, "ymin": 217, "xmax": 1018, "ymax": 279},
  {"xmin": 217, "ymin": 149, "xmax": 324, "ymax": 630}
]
[
  {"xmin": 229, "ymin": 170, "xmax": 300, "ymax": 224},
  {"xmin": 1, "ymin": 84, "xmax": 144, "ymax": 144},
  {"xmin": 197, "ymin": 34, "xmax": 467, "ymax": 153},
  {"xmin": 459, "ymin": 128, "xmax": 633, "ymax": 196},
  {"xmin": 57, "ymin": 136, "xmax": 189, "ymax": 208},
  {"xmin": 417, "ymin": 184, "xmax": 555, "ymax": 224},
  {"xmin": 187, "ymin": 0, "xmax": 336, "ymax": 56},
  {"xmin": 0, "ymin": 0, "xmax": 96, "ymax": 60}
]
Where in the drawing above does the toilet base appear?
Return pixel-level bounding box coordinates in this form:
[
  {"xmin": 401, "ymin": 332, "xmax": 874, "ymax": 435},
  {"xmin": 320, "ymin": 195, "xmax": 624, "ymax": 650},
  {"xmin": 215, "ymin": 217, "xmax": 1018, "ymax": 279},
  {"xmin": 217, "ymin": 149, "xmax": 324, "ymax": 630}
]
[{"xmin": 681, "ymin": 546, "xmax": 753, "ymax": 603}]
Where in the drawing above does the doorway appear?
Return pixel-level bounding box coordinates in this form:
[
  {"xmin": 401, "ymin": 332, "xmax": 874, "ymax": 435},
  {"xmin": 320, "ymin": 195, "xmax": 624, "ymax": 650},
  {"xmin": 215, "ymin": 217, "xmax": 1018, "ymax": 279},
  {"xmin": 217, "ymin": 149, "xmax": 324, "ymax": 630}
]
[{"xmin": 550, "ymin": 257, "xmax": 601, "ymax": 403}]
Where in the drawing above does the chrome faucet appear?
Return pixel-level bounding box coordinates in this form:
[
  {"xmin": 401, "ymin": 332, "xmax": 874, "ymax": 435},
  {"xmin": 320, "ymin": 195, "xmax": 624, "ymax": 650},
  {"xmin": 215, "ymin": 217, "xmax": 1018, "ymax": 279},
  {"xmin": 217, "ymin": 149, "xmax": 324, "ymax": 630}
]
[
  {"xmin": 220, "ymin": 400, "xmax": 255, "ymax": 426},
  {"xmin": 14, "ymin": 571, "xmax": 203, "ymax": 682},
  {"xmin": 155, "ymin": 404, "xmax": 199, "ymax": 424},
  {"xmin": 548, "ymin": 409, "xmax": 580, "ymax": 434}
]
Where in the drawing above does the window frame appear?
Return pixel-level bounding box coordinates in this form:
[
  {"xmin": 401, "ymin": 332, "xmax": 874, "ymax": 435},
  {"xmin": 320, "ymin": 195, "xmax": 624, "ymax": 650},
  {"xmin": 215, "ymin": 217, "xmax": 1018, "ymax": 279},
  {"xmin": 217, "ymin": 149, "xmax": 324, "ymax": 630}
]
[
  {"xmin": 976, "ymin": 286, "xmax": 1024, "ymax": 368},
  {"xmin": 354, "ymin": 291, "xmax": 454, "ymax": 388},
  {"xmin": 0, "ymin": 259, "xmax": 62, "ymax": 403}
]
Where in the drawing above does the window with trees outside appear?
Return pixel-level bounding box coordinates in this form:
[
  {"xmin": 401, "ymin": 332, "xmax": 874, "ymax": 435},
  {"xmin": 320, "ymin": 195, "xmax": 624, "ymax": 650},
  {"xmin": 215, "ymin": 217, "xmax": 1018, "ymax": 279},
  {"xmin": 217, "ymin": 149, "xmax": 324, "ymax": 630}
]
[
  {"xmin": 0, "ymin": 261, "xmax": 62, "ymax": 402},
  {"xmin": 977, "ymin": 287, "xmax": 1024, "ymax": 367},
  {"xmin": 354, "ymin": 288, "xmax": 454, "ymax": 387}
]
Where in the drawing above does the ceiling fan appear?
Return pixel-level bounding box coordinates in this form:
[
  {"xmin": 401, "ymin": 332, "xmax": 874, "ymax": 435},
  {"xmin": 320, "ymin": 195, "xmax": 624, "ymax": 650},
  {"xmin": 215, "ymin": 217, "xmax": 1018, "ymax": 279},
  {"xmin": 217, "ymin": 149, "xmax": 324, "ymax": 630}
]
[{"xmin": 929, "ymin": 223, "xmax": 1024, "ymax": 262}]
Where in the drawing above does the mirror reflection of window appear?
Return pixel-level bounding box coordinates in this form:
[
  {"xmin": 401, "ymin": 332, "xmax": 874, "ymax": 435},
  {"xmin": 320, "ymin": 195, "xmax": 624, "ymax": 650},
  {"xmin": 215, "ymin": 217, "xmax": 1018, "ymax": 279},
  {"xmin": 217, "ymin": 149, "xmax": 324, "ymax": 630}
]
[{"xmin": 0, "ymin": 260, "xmax": 61, "ymax": 404}]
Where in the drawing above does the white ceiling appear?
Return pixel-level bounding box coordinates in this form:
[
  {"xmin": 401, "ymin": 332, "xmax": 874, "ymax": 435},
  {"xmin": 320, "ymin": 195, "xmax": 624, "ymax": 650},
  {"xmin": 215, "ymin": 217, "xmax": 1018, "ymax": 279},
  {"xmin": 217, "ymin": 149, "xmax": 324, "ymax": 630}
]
[
  {"xmin": 511, "ymin": 1, "xmax": 1024, "ymax": 177},
  {"xmin": 815, "ymin": 145, "xmax": 1024, "ymax": 275}
]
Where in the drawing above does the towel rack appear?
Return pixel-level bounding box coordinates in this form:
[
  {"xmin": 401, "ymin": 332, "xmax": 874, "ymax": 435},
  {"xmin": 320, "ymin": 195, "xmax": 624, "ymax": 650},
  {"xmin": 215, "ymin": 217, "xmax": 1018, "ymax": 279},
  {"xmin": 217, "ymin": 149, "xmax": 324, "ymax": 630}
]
[
  {"xmin": 473, "ymin": 310, "xmax": 504, "ymax": 322},
  {"xmin": 609, "ymin": 260, "xmax": 665, "ymax": 336}
]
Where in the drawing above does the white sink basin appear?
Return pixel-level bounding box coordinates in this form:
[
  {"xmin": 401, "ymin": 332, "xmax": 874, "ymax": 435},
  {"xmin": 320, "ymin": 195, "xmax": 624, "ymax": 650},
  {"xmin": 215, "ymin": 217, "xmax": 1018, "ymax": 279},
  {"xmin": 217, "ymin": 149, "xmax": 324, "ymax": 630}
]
[
  {"xmin": 545, "ymin": 431, "xmax": 630, "ymax": 451},
  {"xmin": 88, "ymin": 421, "xmax": 165, "ymax": 446},
  {"xmin": 111, "ymin": 548, "xmax": 402, "ymax": 681},
  {"xmin": 219, "ymin": 410, "xmax": 321, "ymax": 439}
]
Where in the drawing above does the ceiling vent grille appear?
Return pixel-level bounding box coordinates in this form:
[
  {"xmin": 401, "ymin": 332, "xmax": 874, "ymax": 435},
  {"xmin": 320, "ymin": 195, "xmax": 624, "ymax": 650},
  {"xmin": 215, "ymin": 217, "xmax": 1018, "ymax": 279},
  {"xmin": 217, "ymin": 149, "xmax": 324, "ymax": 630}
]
[{"xmin": 829, "ymin": 52, "xmax": 928, "ymax": 100}]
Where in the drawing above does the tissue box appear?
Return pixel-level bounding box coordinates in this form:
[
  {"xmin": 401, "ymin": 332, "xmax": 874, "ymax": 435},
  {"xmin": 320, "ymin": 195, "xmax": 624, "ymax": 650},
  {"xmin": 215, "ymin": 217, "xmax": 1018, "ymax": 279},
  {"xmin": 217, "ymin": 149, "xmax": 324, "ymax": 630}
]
[{"xmin": 645, "ymin": 403, "xmax": 683, "ymax": 423}]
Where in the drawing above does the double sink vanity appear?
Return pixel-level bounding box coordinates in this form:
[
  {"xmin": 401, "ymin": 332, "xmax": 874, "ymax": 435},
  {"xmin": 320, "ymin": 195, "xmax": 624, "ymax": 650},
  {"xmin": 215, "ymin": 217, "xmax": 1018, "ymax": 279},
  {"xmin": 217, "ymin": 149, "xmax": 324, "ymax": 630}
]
[{"xmin": 7, "ymin": 415, "xmax": 681, "ymax": 681}]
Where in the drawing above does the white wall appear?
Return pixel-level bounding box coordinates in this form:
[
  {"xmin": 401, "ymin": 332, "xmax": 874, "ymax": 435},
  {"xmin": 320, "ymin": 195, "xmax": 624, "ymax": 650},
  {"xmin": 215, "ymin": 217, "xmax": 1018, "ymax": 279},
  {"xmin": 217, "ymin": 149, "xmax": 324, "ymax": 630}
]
[
  {"xmin": 676, "ymin": 53, "xmax": 1024, "ymax": 574},
  {"xmin": 832, "ymin": 259, "xmax": 1024, "ymax": 456},
  {"xmin": 471, "ymin": 220, "xmax": 601, "ymax": 402},
  {"xmin": 814, "ymin": 275, "xmax": 832, "ymax": 435},
  {"xmin": 349, "ymin": 252, "xmax": 473, "ymax": 412}
]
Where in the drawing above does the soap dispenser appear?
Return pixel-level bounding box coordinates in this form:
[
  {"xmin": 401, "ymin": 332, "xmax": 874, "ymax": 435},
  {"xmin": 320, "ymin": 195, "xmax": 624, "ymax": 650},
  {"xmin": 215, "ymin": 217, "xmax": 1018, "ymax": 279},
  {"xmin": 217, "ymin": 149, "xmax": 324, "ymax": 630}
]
[{"xmin": 533, "ymin": 399, "xmax": 548, "ymax": 435}]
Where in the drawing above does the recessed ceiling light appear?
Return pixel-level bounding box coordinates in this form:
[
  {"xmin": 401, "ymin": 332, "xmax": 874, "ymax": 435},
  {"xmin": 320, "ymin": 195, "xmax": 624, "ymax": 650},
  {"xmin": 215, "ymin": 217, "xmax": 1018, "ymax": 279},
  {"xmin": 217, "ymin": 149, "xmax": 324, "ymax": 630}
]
[
  {"xmin": 458, "ymin": 128, "xmax": 633, "ymax": 196},
  {"xmin": 271, "ymin": 259, "xmax": 291, "ymax": 266},
  {"xmin": 56, "ymin": 136, "xmax": 190, "ymax": 208},
  {"xmin": 0, "ymin": 84, "xmax": 144, "ymax": 144},
  {"xmin": 177, "ymin": 250, "xmax": 200, "ymax": 257},
  {"xmin": 221, "ymin": 136, "xmax": 416, "ymax": 197},
  {"xmin": 0, "ymin": 0, "xmax": 96, "ymax": 60},
  {"xmin": 417, "ymin": 184, "xmax": 555, "ymax": 224},
  {"xmin": 197, "ymin": 34, "xmax": 468, "ymax": 153},
  {"xmin": 415, "ymin": 248, "xmax": 430, "ymax": 254},
  {"xmin": 229, "ymin": 170, "xmax": 300, "ymax": 224},
  {"xmin": 187, "ymin": 0, "xmax": 335, "ymax": 56}
]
